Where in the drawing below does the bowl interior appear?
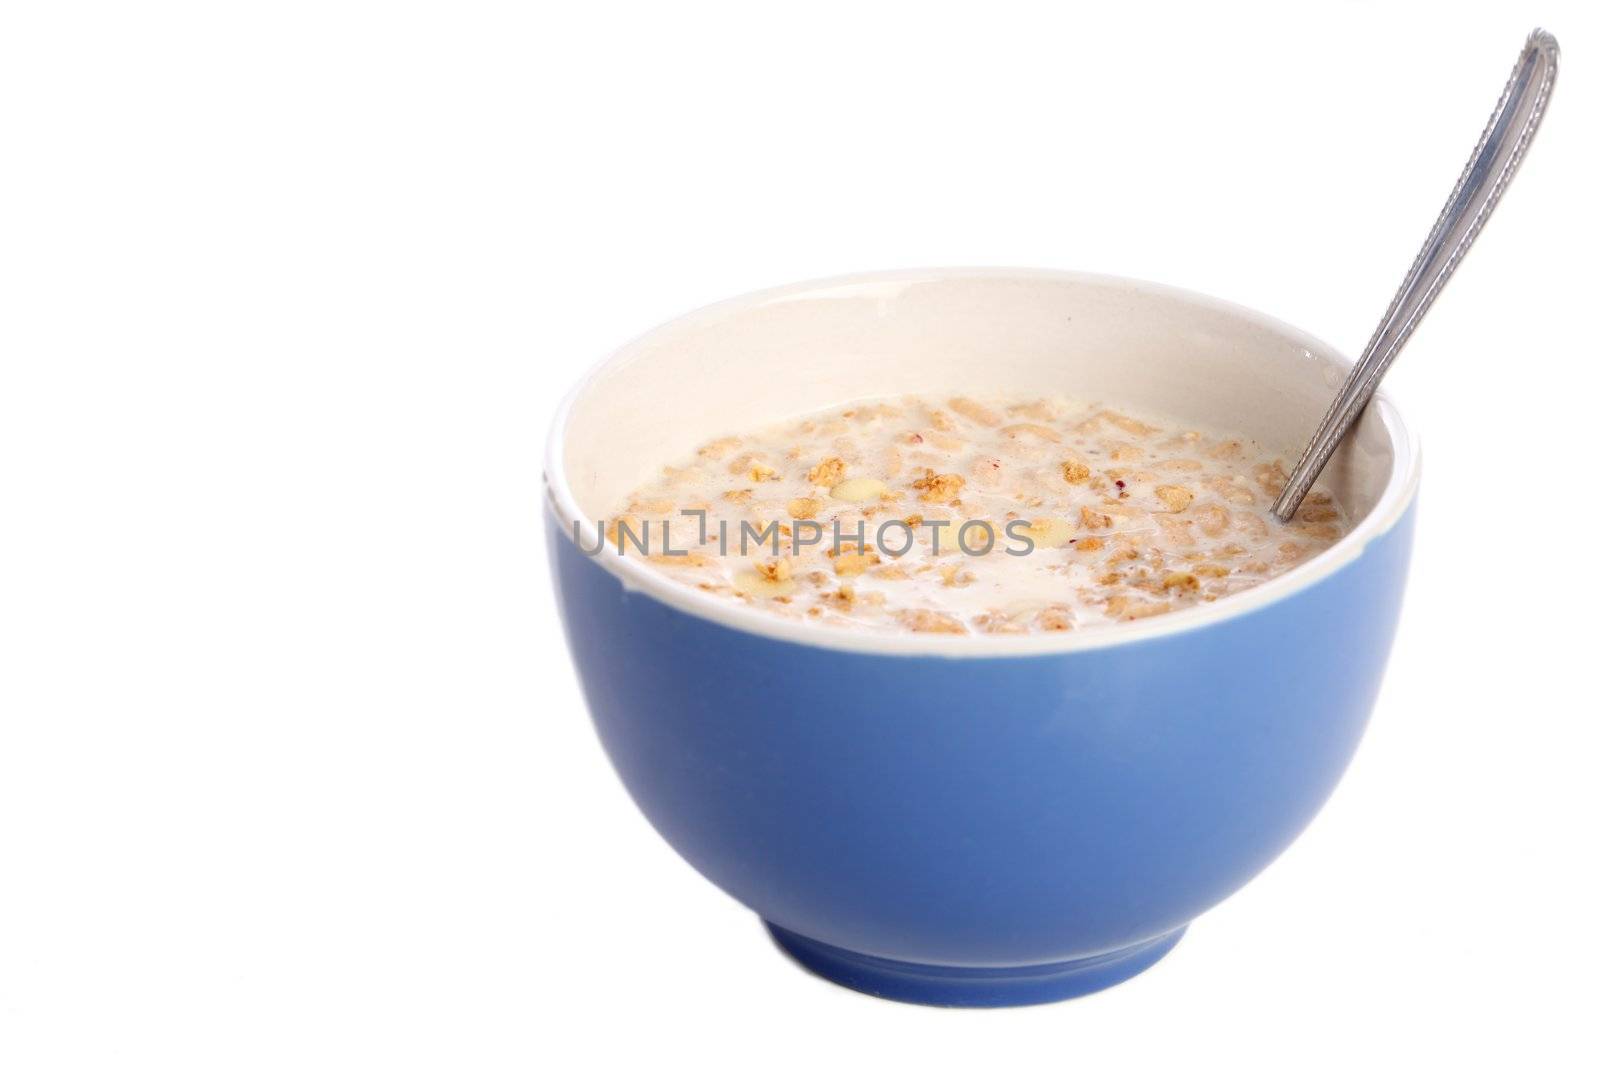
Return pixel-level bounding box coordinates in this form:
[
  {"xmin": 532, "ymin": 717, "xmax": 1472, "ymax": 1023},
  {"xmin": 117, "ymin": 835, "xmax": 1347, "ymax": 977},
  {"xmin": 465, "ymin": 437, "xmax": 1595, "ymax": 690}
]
[{"xmin": 557, "ymin": 270, "xmax": 1398, "ymax": 527}]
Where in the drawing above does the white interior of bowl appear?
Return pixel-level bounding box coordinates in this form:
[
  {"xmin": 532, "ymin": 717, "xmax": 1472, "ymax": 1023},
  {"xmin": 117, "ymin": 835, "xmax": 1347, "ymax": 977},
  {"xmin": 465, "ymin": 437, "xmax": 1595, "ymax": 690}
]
[{"xmin": 546, "ymin": 269, "xmax": 1419, "ymax": 657}]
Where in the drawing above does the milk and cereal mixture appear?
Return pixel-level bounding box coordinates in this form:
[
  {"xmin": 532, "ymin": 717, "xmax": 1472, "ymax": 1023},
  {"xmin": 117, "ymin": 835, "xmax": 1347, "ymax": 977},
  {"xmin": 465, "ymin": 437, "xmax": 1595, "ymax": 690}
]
[{"xmin": 600, "ymin": 395, "xmax": 1349, "ymax": 635}]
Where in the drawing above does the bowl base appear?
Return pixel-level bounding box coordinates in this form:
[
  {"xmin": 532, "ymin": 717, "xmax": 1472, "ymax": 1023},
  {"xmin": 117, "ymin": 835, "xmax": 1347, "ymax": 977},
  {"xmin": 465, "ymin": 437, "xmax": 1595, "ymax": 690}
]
[{"xmin": 764, "ymin": 922, "xmax": 1186, "ymax": 1007}]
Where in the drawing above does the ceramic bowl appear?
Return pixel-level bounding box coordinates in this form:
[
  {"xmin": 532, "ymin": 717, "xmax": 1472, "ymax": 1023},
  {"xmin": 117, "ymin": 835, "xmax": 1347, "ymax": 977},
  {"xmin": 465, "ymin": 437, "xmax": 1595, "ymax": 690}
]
[{"xmin": 545, "ymin": 269, "xmax": 1418, "ymax": 1006}]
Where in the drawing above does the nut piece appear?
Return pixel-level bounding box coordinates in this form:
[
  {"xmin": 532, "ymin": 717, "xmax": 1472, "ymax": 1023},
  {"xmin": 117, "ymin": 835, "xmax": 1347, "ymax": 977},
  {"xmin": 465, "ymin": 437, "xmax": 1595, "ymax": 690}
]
[
  {"xmin": 787, "ymin": 496, "xmax": 822, "ymax": 519},
  {"xmin": 755, "ymin": 558, "xmax": 793, "ymax": 582},
  {"xmin": 1234, "ymin": 513, "xmax": 1269, "ymax": 539},
  {"xmin": 1060, "ymin": 459, "xmax": 1091, "ymax": 485},
  {"xmin": 1155, "ymin": 514, "xmax": 1196, "ymax": 547},
  {"xmin": 938, "ymin": 564, "xmax": 975, "ymax": 587},
  {"xmin": 1036, "ymin": 606, "xmax": 1073, "ymax": 631},
  {"xmin": 697, "ymin": 436, "xmax": 741, "ymax": 459},
  {"xmin": 1105, "ymin": 596, "xmax": 1173, "ymax": 621},
  {"xmin": 974, "ymin": 612, "xmax": 1027, "ymax": 635},
  {"xmin": 806, "ymin": 457, "xmax": 847, "ymax": 487},
  {"xmin": 822, "ymin": 584, "xmax": 861, "ymax": 612},
  {"xmin": 733, "ymin": 567, "xmax": 796, "ymax": 599},
  {"xmin": 831, "ymin": 477, "xmax": 889, "ymax": 503},
  {"xmin": 1101, "ymin": 411, "xmax": 1157, "ymax": 437},
  {"xmin": 748, "ymin": 462, "xmax": 779, "ymax": 482},
  {"xmin": 911, "ymin": 471, "xmax": 966, "ymax": 504},
  {"xmin": 1001, "ymin": 422, "xmax": 1062, "ymax": 443},
  {"xmin": 1161, "ymin": 571, "xmax": 1200, "ymax": 593},
  {"xmin": 650, "ymin": 551, "xmax": 711, "ymax": 568},
  {"xmin": 1252, "ymin": 460, "xmax": 1288, "ymax": 493},
  {"xmin": 1192, "ymin": 503, "xmax": 1230, "ymax": 537},
  {"xmin": 832, "ymin": 545, "xmax": 881, "ymax": 577},
  {"xmin": 1204, "ymin": 476, "xmax": 1257, "ymax": 506},
  {"xmin": 1153, "ymin": 485, "xmax": 1194, "ymax": 513},
  {"xmin": 897, "ymin": 608, "xmax": 967, "ymax": 634},
  {"xmin": 1024, "ymin": 516, "xmax": 1075, "ymax": 548},
  {"xmin": 1008, "ymin": 399, "xmax": 1058, "ymax": 420},
  {"xmin": 1079, "ymin": 505, "xmax": 1114, "ymax": 530},
  {"xmin": 606, "ymin": 514, "xmax": 644, "ymax": 549},
  {"xmin": 949, "ymin": 397, "xmax": 1002, "ymax": 427}
]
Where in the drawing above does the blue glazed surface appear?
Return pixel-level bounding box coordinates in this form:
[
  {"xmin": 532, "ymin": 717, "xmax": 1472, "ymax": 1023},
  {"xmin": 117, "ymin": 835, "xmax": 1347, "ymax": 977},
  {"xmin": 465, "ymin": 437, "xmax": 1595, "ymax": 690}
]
[
  {"xmin": 766, "ymin": 922, "xmax": 1186, "ymax": 1007},
  {"xmin": 549, "ymin": 501, "xmax": 1415, "ymax": 1001}
]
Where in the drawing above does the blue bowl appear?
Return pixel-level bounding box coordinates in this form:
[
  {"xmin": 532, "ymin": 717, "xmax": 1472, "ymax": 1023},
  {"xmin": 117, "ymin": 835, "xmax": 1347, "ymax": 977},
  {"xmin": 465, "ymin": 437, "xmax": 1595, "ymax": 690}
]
[{"xmin": 546, "ymin": 270, "xmax": 1419, "ymax": 1006}]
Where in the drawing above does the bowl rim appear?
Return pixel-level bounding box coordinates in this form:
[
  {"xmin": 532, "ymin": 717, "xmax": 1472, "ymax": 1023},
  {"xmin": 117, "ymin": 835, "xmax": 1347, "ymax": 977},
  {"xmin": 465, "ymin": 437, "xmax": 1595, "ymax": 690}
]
[{"xmin": 544, "ymin": 267, "xmax": 1421, "ymax": 659}]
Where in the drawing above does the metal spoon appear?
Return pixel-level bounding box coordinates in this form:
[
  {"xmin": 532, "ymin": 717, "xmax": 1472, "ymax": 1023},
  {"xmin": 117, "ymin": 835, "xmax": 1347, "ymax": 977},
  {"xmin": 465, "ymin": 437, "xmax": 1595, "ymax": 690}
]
[{"xmin": 1273, "ymin": 29, "xmax": 1560, "ymax": 521}]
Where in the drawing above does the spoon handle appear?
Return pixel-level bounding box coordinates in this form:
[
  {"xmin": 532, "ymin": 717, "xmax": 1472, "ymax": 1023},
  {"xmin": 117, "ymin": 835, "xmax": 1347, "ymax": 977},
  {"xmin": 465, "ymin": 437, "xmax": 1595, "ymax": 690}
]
[{"xmin": 1273, "ymin": 29, "xmax": 1560, "ymax": 521}]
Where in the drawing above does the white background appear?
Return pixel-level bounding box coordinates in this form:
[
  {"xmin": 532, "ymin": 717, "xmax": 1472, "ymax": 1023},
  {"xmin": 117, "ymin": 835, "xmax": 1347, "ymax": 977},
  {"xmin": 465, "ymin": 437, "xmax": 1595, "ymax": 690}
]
[{"xmin": 3, "ymin": 2, "xmax": 1596, "ymax": 1063}]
